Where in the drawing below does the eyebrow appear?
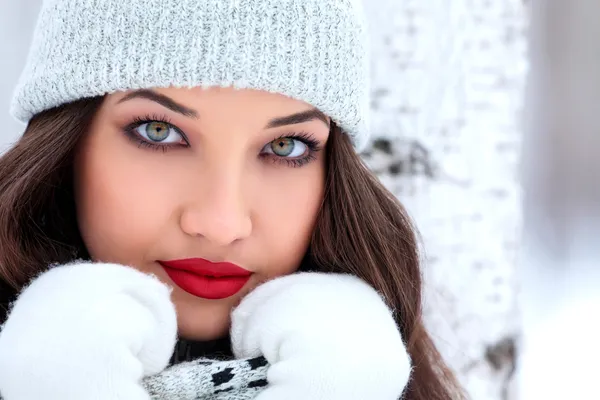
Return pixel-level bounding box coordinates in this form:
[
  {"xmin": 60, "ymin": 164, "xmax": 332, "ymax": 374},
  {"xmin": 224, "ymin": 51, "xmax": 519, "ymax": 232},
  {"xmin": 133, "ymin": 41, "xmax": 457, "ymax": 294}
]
[
  {"xmin": 265, "ymin": 109, "xmax": 330, "ymax": 129},
  {"xmin": 118, "ymin": 89, "xmax": 330, "ymax": 129},
  {"xmin": 117, "ymin": 89, "xmax": 199, "ymax": 119}
]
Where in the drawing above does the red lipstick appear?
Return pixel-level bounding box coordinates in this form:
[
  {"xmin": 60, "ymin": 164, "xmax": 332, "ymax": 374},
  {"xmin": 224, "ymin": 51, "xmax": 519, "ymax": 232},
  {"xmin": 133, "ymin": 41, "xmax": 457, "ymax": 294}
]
[{"xmin": 159, "ymin": 258, "xmax": 252, "ymax": 300}]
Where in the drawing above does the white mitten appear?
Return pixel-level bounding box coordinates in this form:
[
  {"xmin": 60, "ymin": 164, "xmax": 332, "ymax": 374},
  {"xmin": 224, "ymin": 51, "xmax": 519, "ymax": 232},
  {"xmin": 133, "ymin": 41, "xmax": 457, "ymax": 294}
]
[
  {"xmin": 230, "ymin": 272, "xmax": 412, "ymax": 400},
  {"xmin": 0, "ymin": 262, "xmax": 177, "ymax": 400}
]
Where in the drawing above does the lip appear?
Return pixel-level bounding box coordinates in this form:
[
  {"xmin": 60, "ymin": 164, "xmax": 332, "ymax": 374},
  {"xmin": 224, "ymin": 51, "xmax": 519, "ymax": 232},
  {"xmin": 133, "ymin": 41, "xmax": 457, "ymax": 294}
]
[{"xmin": 158, "ymin": 258, "xmax": 252, "ymax": 300}]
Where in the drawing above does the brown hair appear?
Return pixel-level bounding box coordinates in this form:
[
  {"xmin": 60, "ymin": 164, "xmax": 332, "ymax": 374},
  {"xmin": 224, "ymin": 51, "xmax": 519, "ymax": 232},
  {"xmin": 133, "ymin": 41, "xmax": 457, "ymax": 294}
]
[{"xmin": 0, "ymin": 97, "xmax": 464, "ymax": 399}]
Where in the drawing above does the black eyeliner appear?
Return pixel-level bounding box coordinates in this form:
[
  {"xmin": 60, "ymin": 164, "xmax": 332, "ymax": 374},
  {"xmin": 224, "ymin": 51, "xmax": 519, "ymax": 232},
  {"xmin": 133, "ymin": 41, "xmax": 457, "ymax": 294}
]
[
  {"xmin": 121, "ymin": 113, "xmax": 190, "ymax": 151},
  {"xmin": 264, "ymin": 131, "xmax": 322, "ymax": 168},
  {"xmin": 122, "ymin": 115, "xmax": 322, "ymax": 168}
]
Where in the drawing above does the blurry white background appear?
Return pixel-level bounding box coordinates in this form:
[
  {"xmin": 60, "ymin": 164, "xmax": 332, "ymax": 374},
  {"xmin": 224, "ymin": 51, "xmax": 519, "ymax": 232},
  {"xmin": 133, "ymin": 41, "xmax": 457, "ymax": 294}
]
[
  {"xmin": 519, "ymin": 0, "xmax": 600, "ymax": 398},
  {"xmin": 1, "ymin": 0, "xmax": 598, "ymax": 399}
]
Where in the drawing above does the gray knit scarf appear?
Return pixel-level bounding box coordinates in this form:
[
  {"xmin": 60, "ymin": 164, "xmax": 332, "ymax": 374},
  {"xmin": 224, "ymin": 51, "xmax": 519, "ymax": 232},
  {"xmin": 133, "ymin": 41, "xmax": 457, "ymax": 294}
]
[{"xmin": 144, "ymin": 356, "xmax": 269, "ymax": 399}]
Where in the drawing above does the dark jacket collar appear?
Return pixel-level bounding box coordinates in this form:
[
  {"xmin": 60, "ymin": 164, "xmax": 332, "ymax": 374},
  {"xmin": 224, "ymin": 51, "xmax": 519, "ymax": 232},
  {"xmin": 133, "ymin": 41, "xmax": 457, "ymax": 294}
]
[{"xmin": 0, "ymin": 278, "xmax": 16, "ymax": 326}]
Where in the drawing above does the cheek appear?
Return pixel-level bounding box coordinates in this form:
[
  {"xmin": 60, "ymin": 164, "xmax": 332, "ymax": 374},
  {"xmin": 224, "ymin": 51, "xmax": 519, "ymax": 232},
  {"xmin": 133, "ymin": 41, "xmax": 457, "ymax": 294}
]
[
  {"xmin": 74, "ymin": 138, "xmax": 177, "ymax": 264},
  {"xmin": 252, "ymin": 164, "xmax": 325, "ymax": 277}
]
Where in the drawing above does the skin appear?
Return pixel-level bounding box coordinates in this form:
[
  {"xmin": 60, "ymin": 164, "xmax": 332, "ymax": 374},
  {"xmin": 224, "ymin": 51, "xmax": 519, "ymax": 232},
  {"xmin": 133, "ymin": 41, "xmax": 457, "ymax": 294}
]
[{"xmin": 73, "ymin": 87, "xmax": 329, "ymax": 341}]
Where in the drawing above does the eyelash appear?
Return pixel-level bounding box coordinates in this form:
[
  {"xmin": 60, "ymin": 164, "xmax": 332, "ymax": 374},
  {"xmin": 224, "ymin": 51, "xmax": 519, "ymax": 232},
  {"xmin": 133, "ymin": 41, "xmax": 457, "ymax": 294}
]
[
  {"xmin": 121, "ymin": 114, "xmax": 322, "ymax": 168},
  {"xmin": 122, "ymin": 113, "xmax": 187, "ymax": 152},
  {"xmin": 261, "ymin": 132, "xmax": 321, "ymax": 168}
]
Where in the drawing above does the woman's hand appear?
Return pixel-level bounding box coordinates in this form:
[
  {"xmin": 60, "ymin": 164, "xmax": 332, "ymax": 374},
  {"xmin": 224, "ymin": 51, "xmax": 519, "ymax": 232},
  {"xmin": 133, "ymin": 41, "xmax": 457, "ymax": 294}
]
[
  {"xmin": 0, "ymin": 262, "xmax": 177, "ymax": 400},
  {"xmin": 230, "ymin": 272, "xmax": 412, "ymax": 400}
]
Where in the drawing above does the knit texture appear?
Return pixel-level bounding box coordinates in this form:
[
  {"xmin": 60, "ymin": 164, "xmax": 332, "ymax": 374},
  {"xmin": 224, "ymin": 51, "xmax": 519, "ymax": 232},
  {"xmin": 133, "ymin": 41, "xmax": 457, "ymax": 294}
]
[
  {"xmin": 11, "ymin": 0, "xmax": 371, "ymax": 150},
  {"xmin": 144, "ymin": 356, "xmax": 269, "ymax": 399}
]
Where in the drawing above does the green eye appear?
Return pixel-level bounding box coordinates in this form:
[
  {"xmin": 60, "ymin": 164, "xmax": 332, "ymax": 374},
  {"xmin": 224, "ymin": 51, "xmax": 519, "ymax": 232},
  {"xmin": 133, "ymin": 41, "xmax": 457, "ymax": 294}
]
[
  {"xmin": 260, "ymin": 134, "xmax": 320, "ymax": 168},
  {"xmin": 270, "ymin": 138, "xmax": 296, "ymax": 157},
  {"xmin": 146, "ymin": 122, "xmax": 170, "ymax": 142}
]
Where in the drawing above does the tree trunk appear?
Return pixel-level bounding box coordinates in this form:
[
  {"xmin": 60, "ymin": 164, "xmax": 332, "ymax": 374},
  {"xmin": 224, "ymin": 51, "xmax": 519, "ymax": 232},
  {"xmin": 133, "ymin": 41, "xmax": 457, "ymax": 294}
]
[{"xmin": 362, "ymin": 1, "xmax": 527, "ymax": 399}]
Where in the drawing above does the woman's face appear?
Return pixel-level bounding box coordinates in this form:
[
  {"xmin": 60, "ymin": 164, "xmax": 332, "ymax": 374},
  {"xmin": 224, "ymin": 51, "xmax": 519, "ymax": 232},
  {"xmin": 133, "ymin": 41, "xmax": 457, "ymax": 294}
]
[{"xmin": 73, "ymin": 87, "xmax": 329, "ymax": 340}]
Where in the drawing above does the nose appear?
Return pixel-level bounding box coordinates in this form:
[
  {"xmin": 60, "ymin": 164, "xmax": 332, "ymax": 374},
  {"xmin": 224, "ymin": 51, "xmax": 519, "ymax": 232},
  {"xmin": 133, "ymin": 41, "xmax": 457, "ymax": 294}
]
[{"xmin": 179, "ymin": 171, "xmax": 252, "ymax": 247}]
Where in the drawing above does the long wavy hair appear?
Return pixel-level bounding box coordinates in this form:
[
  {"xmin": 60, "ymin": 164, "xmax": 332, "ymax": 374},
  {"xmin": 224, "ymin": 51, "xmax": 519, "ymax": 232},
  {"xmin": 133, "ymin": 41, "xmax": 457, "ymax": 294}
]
[{"xmin": 0, "ymin": 97, "xmax": 465, "ymax": 399}]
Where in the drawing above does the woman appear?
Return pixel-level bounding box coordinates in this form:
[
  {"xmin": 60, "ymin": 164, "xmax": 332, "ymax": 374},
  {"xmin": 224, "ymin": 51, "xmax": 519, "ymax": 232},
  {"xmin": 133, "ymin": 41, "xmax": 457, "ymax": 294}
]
[{"xmin": 0, "ymin": 0, "xmax": 464, "ymax": 399}]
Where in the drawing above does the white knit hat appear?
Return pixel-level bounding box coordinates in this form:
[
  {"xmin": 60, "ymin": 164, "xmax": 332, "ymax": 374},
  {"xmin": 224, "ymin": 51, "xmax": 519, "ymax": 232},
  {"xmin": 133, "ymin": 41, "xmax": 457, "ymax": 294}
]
[{"xmin": 10, "ymin": 0, "xmax": 371, "ymax": 150}]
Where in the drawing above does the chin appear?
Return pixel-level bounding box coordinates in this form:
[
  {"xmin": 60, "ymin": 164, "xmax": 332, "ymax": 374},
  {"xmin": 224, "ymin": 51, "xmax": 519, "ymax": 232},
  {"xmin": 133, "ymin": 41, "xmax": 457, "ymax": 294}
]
[{"xmin": 173, "ymin": 290, "xmax": 236, "ymax": 341}]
